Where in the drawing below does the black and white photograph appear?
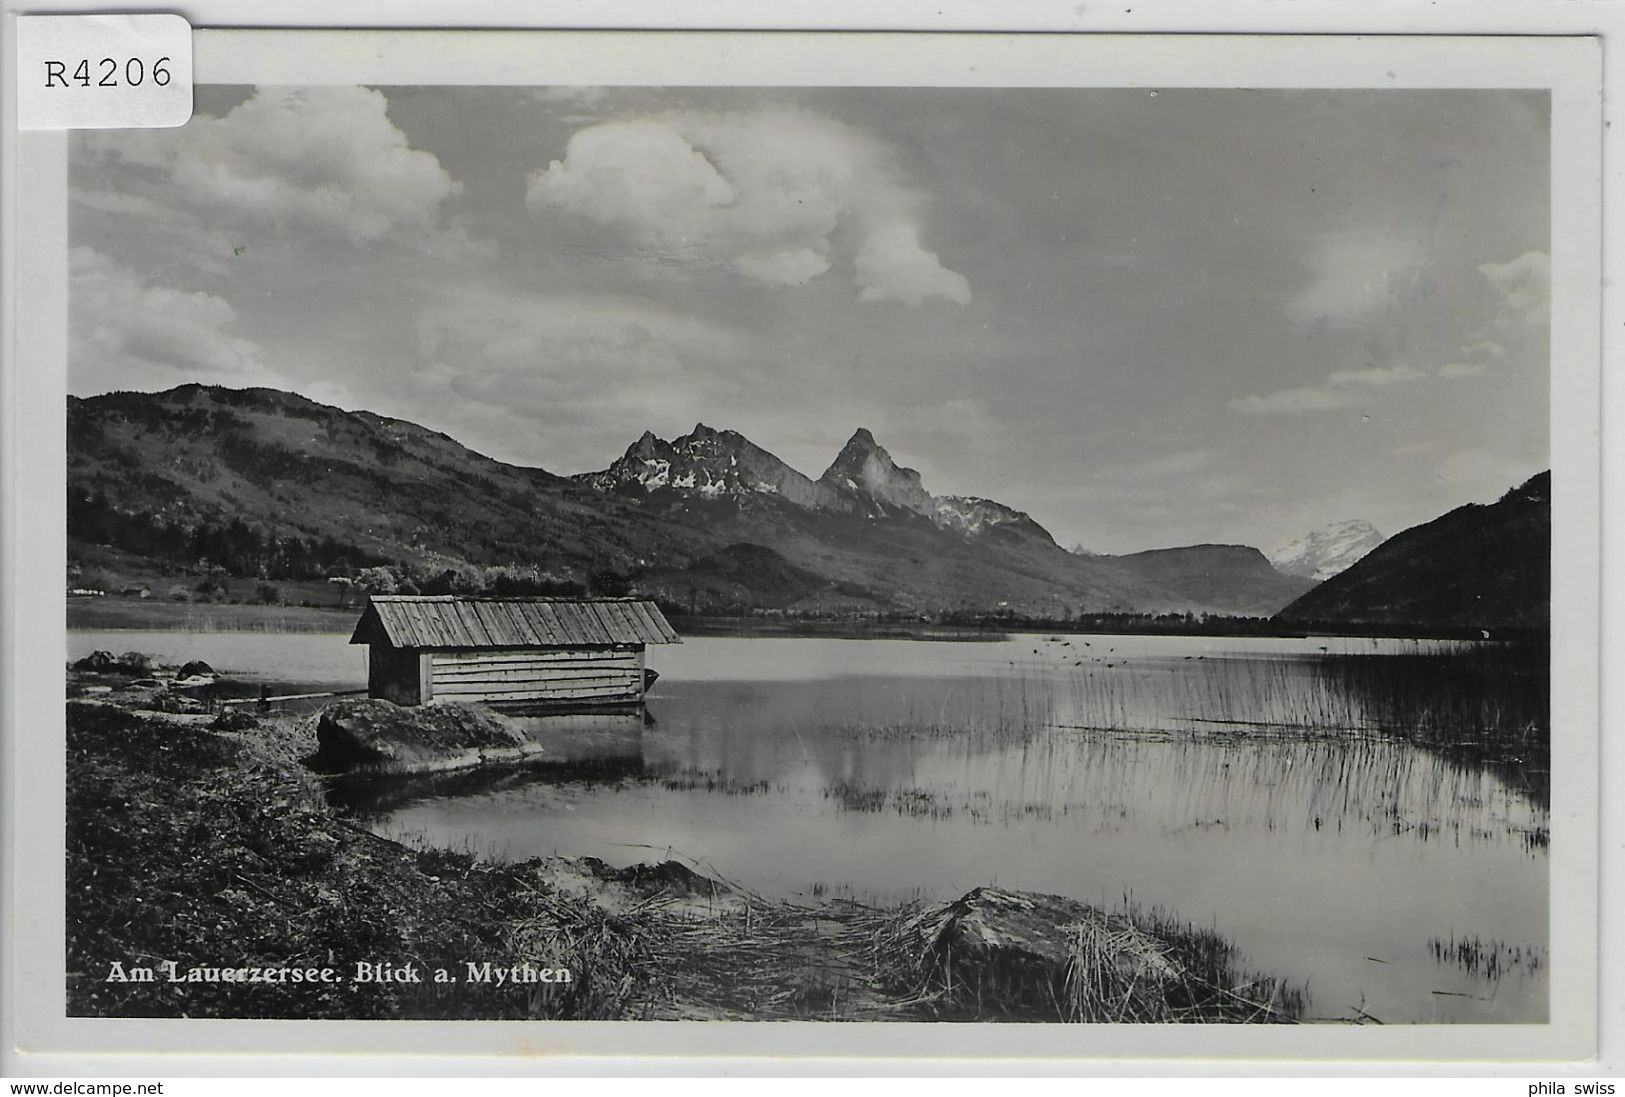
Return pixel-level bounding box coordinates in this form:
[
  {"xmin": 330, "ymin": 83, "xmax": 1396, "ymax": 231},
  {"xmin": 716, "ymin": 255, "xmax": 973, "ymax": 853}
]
[{"xmin": 6, "ymin": 24, "xmax": 1606, "ymax": 1067}]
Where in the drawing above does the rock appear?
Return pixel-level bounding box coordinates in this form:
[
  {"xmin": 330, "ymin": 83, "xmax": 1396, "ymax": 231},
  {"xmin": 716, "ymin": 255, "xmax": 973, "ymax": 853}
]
[
  {"xmin": 179, "ymin": 660, "xmax": 215, "ymax": 678},
  {"xmin": 211, "ymin": 708, "xmax": 261, "ymax": 731},
  {"xmin": 171, "ymin": 675, "xmax": 217, "ymax": 692},
  {"xmin": 899, "ymin": 886, "xmax": 1182, "ymax": 1020},
  {"xmin": 72, "ymin": 650, "xmax": 118, "ymax": 672},
  {"xmin": 315, "ymin": 698, "xmax": 541, "ymax": 776},
  {"xmin": 582, "ymin": 857, "xmax": 728, "ymax": 900},
  {"xmin": 521, "ymin": 856, "xmax": 742, "ymax": 920}
]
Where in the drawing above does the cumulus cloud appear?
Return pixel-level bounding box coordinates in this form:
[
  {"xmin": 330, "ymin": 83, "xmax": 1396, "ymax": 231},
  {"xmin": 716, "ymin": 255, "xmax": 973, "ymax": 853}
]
[
  {"xmin": 526, "ymin": 109, "xmax": 971, "ymax": 304},
  {"xmin": 1287, "ymin": 231, "xmax": 1428, "ymax": 329},
  {"xmin": 70, "ymin": 247, "xmax": 276, "ymax": 391},
  {"xmin": 528, "ymin": 119, "xmax": 736, "ymax": 238},
  {"xmin": 1478, "ymin": 250, "xmax": 1550, "ymax": 326},
  {"xmin": 855, "ymin": 224, "xmax": 973, "ymax": 305},
  {"xmin": 1437, "ymin": 361, "xmax": 1489, "ymax": 380},
  {"xmin": 83, "ymin": 86, "xmax": 460, "ymax": 244}
]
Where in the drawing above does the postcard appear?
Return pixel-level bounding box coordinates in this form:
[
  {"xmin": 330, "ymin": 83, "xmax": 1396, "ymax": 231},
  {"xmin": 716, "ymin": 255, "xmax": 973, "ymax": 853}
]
[{"xmin": 1, "ymin": 22, "xmax": 1605, "ymax": 1073}]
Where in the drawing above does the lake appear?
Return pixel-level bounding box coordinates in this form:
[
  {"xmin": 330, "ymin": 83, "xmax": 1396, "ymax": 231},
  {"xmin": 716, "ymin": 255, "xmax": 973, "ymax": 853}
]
[{"xmin": 69, "ymin": 627, "xmax": 1549, "ymax": 1023}]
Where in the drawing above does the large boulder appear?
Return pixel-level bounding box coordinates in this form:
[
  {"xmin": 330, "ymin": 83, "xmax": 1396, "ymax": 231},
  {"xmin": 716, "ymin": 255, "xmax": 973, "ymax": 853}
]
[
  {"xmin": 71, "ymin": 650, "xmax": 152, "ymax": 674},
  {"xmin": 72, "ymin": 650, "xmax": 118, "ymax": 672},
  {"xmin": 315, "ymin": 698, "xmax": 542, "ymax": 776}
]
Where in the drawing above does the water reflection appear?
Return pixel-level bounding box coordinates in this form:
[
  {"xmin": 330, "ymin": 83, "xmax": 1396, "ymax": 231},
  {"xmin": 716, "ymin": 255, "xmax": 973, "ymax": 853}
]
[
  {"xmin": 350, "ymin": 640, "xmax": 1546, "ymax": 1025},
  {"xmin": 67, "ymin": 628, "xmax": 1546, "ymax": 1023}
]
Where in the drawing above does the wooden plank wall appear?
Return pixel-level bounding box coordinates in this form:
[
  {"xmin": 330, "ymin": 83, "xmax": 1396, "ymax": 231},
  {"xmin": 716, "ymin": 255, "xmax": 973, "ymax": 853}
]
[{"xmin": 429, "ymin": 647, "xmax": 643, "ymax": 705}]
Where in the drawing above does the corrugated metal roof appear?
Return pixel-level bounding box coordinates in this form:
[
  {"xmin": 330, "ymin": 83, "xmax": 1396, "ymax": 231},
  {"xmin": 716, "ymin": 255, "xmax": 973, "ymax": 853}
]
[{"xmin": 350, "ymin": 596, "xmax": 681, "ymax": 649}]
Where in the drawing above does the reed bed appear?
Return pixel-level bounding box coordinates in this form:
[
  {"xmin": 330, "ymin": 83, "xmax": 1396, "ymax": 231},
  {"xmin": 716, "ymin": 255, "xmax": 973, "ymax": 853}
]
[
  {"xmin": 504, "ymin": 882, "xmax": 1310, "ymax": 1023},
  {"xmin": 1314, "ymin": 643, "xmax": 1549, "ymax": 798},
  {"xmin": 1427, "ymin": 933, "xmax": 1546, "ymax": 982},
  {"xmin": 625, "ymin": 898, "xmax": 917, "ymax": 1020},
  {"xmin": 658, "ymin": 766, "xmax": 780, "ymax": 797},
  {"xmin": 865, "ymin": 890, "xmax": 1305, "ymax": 1024},
  {"xmin": 834, "ymin": 639, "xmax": 1544, "ymax": 769},
  {"xmin": 926, "ymin": 639, "xmax": 1552, "ymax": 805}
]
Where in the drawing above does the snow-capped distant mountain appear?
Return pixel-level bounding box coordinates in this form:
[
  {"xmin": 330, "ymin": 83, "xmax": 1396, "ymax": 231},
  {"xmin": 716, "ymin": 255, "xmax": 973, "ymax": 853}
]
[{"xmin": 1269, "ymin": 519, "xmax": 1385, "ymax": 582}]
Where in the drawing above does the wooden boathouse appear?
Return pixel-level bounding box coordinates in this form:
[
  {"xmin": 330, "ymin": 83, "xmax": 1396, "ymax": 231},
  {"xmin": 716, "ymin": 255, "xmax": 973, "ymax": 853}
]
[{"xmin": 349, "ymin": 595, "xmax": 680, "ymax": 709}]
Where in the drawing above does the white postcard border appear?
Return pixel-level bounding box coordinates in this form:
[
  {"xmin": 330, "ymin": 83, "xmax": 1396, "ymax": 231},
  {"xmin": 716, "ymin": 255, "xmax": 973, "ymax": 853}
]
[{"xmin": 3, "ymin": 25, "xmax": 1605, "ymax": 1072}]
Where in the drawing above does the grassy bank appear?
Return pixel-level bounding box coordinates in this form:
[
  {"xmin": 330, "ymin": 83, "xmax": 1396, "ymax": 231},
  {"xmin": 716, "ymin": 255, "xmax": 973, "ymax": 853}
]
[
  {"xmin": 68, "ymin": 595, "xmax": 360, "ymax": 633},
  {"xmin": 66, "ymin": 692, "xmax": 1303, "ymax": 1022}
]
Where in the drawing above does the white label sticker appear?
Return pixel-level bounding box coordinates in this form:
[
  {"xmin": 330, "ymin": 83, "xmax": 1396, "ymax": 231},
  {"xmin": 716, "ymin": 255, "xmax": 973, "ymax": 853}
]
[{"xmin": 15, "ymin": 14, "xmax": 192, "ymax": 130}]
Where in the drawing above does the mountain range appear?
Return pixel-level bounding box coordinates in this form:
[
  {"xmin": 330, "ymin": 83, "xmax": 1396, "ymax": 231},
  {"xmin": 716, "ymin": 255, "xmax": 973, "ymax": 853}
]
[
  {"xmin": 66, "ymin": 385, "xmax": 1317, "ymax": 617},
  {"xmin": 581, "ymin": 423, "xmax": 1057, "ymax": 545},
  {"xmin": 1275, "ymin": 471, "xmax": 1549, "ymax": 631}
]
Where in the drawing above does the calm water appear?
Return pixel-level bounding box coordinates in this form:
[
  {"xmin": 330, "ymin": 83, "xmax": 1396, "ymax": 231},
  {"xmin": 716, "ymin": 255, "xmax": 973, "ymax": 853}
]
[{"xmin": 70, "ymin": 628, "xmax": 1548, "ymax": 1023}]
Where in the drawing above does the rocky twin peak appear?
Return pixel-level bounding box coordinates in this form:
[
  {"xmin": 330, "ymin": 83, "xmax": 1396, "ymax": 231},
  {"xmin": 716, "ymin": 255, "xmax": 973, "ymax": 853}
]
[
  {"xmin": 581, "ymin": 423, "xmax": 1055, "ymax": 544},
  {"xmin": 1269, "ymin": 519, "xmax": 1385, "ymax": 582},
  {"xmin": 582, "ymin": 423, "xmax": 849, "ymax": 512}
]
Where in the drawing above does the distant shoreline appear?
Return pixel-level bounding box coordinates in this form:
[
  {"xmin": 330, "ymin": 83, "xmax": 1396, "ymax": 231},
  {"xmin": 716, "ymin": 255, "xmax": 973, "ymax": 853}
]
[
  {"xmin": 666, "ymin": 616, "xmax": 1007, "ymax": 642},
  {"xmin": 66, "ymin": 594, "xmax": 1539, "ymax": 644},
  {"xmin": 67, "ymin": 595, "xmax": 362, "ymax": 633}
]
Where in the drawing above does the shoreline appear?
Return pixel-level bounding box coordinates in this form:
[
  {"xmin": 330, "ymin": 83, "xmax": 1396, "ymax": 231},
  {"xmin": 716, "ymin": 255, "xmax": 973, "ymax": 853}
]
[
  {"xmin": 67, "ymin": 594, "xmax": 1531, "ymax": 644},
  {"xmin": 65, "ymin": 674, "xmax": 1307, "ymax": 1023}
]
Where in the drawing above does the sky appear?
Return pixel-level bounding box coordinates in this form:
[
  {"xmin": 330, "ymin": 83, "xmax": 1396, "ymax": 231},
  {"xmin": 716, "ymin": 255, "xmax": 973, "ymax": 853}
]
[{"xmin": 68, "ymin": 85, "xmax": 1550, "ymax": 555}]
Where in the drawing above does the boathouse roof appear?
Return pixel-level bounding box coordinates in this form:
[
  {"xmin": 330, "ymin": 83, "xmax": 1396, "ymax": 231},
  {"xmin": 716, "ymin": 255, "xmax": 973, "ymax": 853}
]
[{"xmin": 349, "ymin": 596, "xmax": 681, "ymax": 650}]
